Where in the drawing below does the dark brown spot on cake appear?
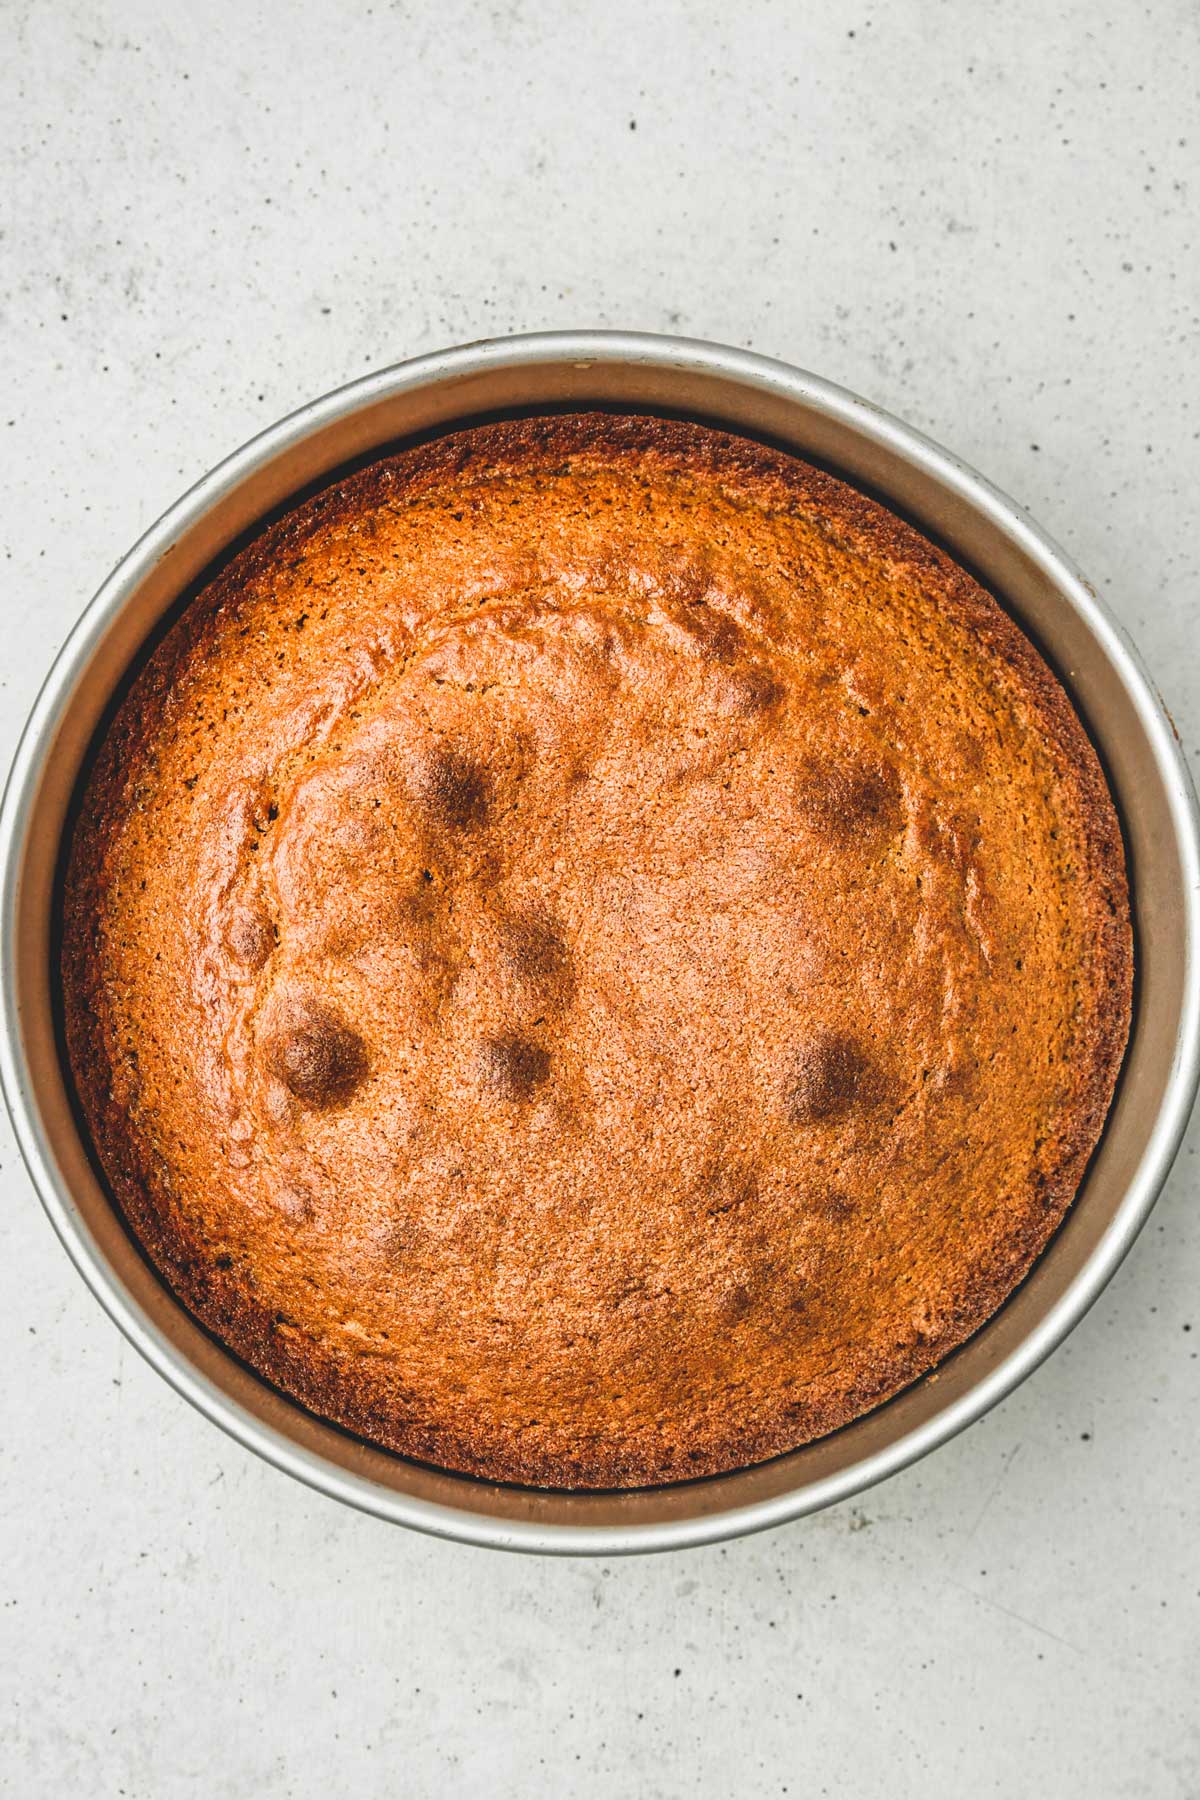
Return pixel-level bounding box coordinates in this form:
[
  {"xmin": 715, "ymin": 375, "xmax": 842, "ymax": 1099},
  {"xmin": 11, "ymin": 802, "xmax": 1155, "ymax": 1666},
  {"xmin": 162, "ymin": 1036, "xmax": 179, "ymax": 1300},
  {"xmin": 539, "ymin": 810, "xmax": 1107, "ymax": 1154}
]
[
  {"xmin": 477, "ymin": 1033, "xmax": 551, "ymax": 1101},
  {"xmin": 797, "ymin": 759, "xmax": 902, "ymax": 839},
  {"xmin": 413, "ymin": 745, "xmax": 490, "ymax": 831},
  {"xmin": 502, "ymin": 910, "xmax": 572, "ymax": 992},
  {"xmin": 268, "ymin": 1001, "xmax": 367, "ymax": 1107},
  {"xmin": 785, "ymin": 1032, "xmax": 880, "ymax": 1125}
]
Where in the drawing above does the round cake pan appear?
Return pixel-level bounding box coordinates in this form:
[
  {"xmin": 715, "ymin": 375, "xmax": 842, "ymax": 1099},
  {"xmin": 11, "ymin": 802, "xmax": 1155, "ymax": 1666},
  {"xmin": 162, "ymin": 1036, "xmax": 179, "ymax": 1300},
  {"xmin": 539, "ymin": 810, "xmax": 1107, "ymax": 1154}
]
[{"xmin": 3, "ymin": 332, "xmax": 1198, "ymax": 1554}]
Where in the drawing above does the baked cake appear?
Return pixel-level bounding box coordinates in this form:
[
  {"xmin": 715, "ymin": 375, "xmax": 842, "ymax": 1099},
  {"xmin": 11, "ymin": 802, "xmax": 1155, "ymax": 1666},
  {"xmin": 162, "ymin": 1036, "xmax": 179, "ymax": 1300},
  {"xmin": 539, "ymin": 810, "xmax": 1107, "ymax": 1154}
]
[{"xmin": 60, "ymin": 414, "xmax": 1132, "ymax": 1488}]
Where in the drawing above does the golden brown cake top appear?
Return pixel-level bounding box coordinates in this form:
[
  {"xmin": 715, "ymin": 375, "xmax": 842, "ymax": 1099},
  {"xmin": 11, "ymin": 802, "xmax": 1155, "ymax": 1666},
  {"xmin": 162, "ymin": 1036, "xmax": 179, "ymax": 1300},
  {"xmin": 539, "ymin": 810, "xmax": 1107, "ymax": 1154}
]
[{"xmin": 61, "ymin": 414, "xmax": 1131, "ymax": 1488}]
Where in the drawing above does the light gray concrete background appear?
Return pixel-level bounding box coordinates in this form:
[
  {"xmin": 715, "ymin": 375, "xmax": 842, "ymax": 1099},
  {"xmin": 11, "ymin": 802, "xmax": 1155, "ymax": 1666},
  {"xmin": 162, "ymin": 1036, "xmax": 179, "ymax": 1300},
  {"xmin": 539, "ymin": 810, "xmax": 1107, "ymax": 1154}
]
[{"xmin": 2, "ymin": 1, "xmax": 1198, "ymax": 1794}]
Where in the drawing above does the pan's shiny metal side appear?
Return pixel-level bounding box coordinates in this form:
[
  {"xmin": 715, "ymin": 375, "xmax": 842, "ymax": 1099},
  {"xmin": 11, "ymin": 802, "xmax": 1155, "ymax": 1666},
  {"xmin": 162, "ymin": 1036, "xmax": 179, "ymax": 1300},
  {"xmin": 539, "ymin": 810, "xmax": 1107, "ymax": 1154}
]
[{"xmin": 2, "ymin": 332, "xmax": 1197, "ymax": 1554}]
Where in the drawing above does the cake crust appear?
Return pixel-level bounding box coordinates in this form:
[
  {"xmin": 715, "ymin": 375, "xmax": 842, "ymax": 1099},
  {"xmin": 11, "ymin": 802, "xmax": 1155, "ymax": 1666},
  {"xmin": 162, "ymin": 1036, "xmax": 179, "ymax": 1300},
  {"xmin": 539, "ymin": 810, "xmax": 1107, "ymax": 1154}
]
[{"xmin": 60, "ymin": 413, "xmax": 1132, "ymax": 1488}]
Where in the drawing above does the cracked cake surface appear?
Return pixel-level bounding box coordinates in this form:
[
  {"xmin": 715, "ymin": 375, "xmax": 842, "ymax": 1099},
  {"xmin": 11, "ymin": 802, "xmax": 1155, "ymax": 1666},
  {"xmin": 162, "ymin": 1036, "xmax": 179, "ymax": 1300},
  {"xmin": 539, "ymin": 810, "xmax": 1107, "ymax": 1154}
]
[{"xmin": 60, "ymin": 413, "xmax": 1132, "ymax": 1488}]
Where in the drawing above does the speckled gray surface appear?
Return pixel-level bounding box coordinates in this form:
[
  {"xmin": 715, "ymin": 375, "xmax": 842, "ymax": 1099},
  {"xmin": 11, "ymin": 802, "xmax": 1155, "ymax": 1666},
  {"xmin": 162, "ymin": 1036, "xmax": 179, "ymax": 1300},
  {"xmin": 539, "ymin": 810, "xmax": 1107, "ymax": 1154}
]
[{"xmin": 2, "ymin": 2, "xmax": 1198, "ymax": 1795}]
